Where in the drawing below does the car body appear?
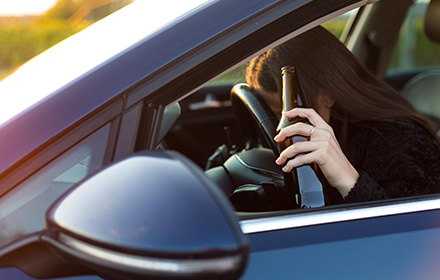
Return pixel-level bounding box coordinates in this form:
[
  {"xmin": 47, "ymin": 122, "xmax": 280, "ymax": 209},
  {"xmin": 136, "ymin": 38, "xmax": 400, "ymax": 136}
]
[{"xmin": 0, "ymin": 0, "xmax": 440, "ymax": 279}]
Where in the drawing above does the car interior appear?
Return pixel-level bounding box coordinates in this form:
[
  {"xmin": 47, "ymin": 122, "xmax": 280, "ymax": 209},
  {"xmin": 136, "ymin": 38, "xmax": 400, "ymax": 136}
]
[
  {"xmin": 400, "ymin": 0, "xmax": 440, "ymax": 132},
  {"xmin": 160, "ymin": 0, "xmax": 440, "ymax": 213}
]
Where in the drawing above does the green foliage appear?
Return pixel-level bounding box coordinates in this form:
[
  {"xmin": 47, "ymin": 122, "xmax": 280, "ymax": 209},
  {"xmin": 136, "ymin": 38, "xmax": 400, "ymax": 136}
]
[
  {"xmin": 43, "ymin": 0, "xmax": 133, "ymax": 21},
  {"xmin": 390, "ymin": 18, "xmax": 440, "ymax": 70},
  {"xmin": 322, "ymin": 19, "xmax": 347, "ymax": 38},
  {"xmin": 43, "ymin": 0, "xmax": 82, "ymax": 20},
  {"xmin": 0, "ymin": 18, "xmax": 89, "ymax": 75},
  {"xmin": 0, "ymin": 0, "xmax": 133, "ymax": 78}
]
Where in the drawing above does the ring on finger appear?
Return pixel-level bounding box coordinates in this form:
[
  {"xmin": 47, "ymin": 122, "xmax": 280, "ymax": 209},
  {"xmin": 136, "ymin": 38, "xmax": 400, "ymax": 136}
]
[{"xmin": 309, "ymin": 126, "xmax": 316, "ymax": 136}]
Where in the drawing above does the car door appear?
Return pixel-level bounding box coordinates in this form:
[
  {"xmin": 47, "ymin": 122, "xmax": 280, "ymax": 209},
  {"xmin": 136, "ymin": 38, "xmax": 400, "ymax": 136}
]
[{"xmin": 240, "ymin": 197, "xmax": 440, "ymax": 279}]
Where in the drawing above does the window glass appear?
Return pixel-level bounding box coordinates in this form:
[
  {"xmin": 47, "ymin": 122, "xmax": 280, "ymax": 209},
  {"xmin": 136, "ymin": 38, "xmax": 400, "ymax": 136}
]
[
  {"xmin": 389, "ymin": 0, "xmax": 440, "ymax": 71},
  {"xmin": 0, "ymin": 124, "xmax": 111, "ymax": 248},
  {"xmin": 321, "ymin": 9, "xmax": 357, "ymax": 39}
]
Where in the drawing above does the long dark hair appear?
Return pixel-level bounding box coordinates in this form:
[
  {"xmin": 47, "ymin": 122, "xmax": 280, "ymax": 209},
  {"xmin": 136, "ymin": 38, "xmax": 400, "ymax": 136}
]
[{"xmin": 246, "ymin": 26, "xmax": 437, "ymax": 148}]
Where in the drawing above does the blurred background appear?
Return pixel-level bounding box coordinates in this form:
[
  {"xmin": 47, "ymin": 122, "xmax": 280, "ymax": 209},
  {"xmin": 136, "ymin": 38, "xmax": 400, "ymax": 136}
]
[{"xmin": 0, "ymin": 0, "xmax": 133, "ymax": 80}]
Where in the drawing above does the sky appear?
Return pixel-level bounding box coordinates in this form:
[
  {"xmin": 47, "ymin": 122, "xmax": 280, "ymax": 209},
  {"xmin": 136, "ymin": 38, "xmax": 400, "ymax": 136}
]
[{"xmin": 0, "ymin": 0, "xmax": 57, "ymax": 16}]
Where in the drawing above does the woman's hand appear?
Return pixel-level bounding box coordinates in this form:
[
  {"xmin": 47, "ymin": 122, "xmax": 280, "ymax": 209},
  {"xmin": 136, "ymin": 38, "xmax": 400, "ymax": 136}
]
[{"xmin": 274, "ymin": 108, "xmax": 359, "ymax": 198}]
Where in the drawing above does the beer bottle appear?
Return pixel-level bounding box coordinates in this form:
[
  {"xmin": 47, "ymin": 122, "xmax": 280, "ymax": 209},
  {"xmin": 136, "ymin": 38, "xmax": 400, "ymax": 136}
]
[{"xmin": 276, "ymin": 66, "xmax": 325, "ymax": 209}]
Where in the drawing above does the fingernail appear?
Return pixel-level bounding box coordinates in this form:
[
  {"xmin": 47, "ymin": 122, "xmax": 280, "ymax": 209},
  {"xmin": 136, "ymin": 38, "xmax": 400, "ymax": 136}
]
[{"xmin": 282, "ymin": 166, "xmax": 288, "ymax": 172}]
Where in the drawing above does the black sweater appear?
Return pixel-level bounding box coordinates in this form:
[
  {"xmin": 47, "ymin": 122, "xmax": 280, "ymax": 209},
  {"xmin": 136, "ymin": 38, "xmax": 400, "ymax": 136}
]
[{"xmin": 326, "ymin": 120, "xmax": 440, "ymax": 204}]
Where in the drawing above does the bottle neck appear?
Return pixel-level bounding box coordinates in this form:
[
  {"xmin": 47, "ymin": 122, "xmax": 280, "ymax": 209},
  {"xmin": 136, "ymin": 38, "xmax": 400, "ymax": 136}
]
[{"xmin": 281, "ymin": 71, "xmax": 297, "ymax": 113}]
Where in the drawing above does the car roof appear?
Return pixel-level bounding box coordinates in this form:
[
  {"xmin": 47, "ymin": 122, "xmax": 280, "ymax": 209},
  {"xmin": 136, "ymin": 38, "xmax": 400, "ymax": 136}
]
[{"xmin": 0, "ymin": 0, "xmax": 357, "ymax": 178}]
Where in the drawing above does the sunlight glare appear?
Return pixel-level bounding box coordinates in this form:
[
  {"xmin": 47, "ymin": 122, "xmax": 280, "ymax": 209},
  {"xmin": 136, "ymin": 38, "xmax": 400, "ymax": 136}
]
[
  {"xmin": 0, "ymin": 0, "xmax": 57, "ymax": 16},
  {"xmin": 0, "ymin": 0, "xmax": 213, "ymax": 126}
]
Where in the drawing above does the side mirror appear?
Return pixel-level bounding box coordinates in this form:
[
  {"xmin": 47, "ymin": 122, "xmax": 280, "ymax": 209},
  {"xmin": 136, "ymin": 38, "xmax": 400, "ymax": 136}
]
[{"xmin": 42, "ymin": 150, "xmax": 248, "ymax": 279}]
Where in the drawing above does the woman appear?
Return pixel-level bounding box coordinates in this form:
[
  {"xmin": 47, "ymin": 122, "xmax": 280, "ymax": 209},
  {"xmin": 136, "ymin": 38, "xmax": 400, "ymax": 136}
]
[{"xmin": 246, "ymin": 26, "xmax": 440, "ymax": 204}]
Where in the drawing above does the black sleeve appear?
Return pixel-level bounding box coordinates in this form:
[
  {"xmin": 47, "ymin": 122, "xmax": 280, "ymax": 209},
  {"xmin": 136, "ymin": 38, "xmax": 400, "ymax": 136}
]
[{"xmin": 343, "ymin": 121, "xmax": 440, "ymax": 203}]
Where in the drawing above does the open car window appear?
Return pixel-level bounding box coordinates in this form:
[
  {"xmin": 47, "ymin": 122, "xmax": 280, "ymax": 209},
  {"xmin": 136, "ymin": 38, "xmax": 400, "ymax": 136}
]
[
  {"xmin": 211, "ymin": 10, "xmax": 358, "ymax": 86},
  {"xmin": 179, "ymin": 2, "xmax": 440, "ymax": 221}
]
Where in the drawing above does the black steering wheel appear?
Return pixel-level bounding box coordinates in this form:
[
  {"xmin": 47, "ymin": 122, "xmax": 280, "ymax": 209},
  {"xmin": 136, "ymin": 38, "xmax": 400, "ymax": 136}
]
[
  {"xmin": 228, "ymin": 83, "xmax": 328, "ymax": 211},
  {"xmin": 205, "ymin": 83, "xmax": 294, "ymax": 211},
  {"xmin": 210, "ymin": 83, "xmax": 294, "ymax": 211},
  {"xmin": 230, "ymin": 83, "xmax": 280, "ymax": 155}
]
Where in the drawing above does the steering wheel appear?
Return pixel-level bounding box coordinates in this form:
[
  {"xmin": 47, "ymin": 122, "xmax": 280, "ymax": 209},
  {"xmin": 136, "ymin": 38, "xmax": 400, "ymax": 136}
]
[
  {"xmin": 230, "ymin": 83, "xmax": 280, "ymax": 155},
  {"xmin": 205, "ymin": 83, "xmax": 295, "ymax": 211},
  {"xmin": 228, "ymin": 83, "xmax": 328, "ymax": 211},
  {"xmin": 206, "ymin": 83, "xmax": 294, "ymax": 211}
]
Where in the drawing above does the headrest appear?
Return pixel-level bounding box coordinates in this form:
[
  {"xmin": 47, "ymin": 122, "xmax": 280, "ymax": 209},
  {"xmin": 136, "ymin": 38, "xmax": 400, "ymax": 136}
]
[
  {"xmin": 425, "ymin": 0, "xmax": 440, "ymax": 43},
  {"xmin": 401, "ymin": 69, "xmax": 440, "ymax": 119}
]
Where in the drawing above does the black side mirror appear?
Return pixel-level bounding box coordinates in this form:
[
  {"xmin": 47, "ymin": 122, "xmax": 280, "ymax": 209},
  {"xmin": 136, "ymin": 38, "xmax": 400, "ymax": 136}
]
[{"xmin": 3, "ymin": 151, "xmax": 248, "ymax": 280}]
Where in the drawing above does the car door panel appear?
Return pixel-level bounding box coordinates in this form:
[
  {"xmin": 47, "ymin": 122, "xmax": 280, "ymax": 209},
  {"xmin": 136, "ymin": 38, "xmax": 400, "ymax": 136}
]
[{"xmin": 241, "ymin": 208, "xmax": 440, "ymax": 279}]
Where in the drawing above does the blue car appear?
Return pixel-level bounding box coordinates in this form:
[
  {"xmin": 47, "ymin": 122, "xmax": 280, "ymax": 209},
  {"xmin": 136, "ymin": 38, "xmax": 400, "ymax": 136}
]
[{"xmin": 1, "ymin": 0, "xmax": 440, "ymax": 279}]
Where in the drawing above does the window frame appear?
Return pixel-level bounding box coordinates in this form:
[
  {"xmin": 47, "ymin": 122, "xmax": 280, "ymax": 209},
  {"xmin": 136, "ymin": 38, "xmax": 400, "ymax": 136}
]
[
  {"xmin": 0, "ymin": 98, "xmax": 123, "ymax": 198},
  {"xmin": 240, "ymin": 195, "xmax": 440, "ymax": 234}
]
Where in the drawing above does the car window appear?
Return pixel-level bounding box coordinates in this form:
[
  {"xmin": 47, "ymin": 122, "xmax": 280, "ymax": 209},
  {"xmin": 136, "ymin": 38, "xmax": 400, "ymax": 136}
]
[
  {"xmin": 389, "ymin": 0, "xmax": 440, "ymax": 72},
  {"xmin": 0, "ymin": 124, "xmax": 111, "ymax": 248},
  {"xmin": 321, "ymin": 9, "xmax": 357, "ymax": 39},
  {"xmin": 211, "ymin": 10, "xmax": 356, "ymax": 86}
]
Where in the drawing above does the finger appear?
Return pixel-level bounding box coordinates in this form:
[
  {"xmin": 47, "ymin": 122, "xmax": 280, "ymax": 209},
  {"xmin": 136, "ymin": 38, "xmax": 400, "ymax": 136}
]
[
  {"xmin": 282, "ymin": 151, "xmax": 319, "ymax": 173},
  {"xmin": 308, "ymin": 126, "xmax": 337, "ymax": 145},
  {"xmin": 284, "ymin": 108, "xmax": 330, "ymax": 128},
  {"xmin": 275, "ymin": 124, "xmax": 335, "ymax": 147},
  {"xmin": 274, "ymin": 122, "xmax": 314, "ymax": 142},
  {"xmin": 276, "ymin": 140, "xmax": 322, "ymax": 165}
]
